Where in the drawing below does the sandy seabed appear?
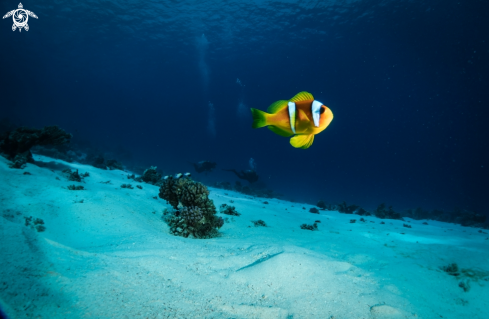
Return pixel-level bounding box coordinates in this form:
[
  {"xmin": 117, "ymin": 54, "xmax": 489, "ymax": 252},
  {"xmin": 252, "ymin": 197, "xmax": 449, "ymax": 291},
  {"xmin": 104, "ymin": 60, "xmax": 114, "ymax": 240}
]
[{"xmin": 1, "ymin": 155, "xmax": 488, "ymax": 319}]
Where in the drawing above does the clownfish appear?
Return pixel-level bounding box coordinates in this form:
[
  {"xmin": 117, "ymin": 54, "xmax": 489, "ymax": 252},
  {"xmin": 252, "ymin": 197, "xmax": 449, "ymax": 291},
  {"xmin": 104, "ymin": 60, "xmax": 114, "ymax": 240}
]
[{"xmin": 250, "ymin": 91, "xmax": 333, "ymax": 149}]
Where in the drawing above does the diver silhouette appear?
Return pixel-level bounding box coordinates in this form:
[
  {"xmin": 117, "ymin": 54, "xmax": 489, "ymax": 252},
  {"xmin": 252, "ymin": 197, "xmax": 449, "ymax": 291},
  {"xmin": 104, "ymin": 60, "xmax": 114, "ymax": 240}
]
[
  {"xmin": 222, "ymin": 168, "xmax": 259, "ymax": 184},
  {"xmin": 190, "ymin": 160, "xmax": 217, "ymax": 174}
]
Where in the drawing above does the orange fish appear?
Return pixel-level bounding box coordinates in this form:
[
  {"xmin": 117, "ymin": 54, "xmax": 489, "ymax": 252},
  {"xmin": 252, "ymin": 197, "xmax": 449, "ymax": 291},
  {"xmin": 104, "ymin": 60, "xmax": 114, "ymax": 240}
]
[{"xmin": 250, "ymin": 91, "xmax": 334, "ymax": 149}]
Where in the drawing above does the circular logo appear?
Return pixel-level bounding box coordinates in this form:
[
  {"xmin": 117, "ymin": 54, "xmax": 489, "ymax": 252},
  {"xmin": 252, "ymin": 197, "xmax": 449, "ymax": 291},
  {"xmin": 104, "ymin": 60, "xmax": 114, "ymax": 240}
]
[{"xmin": 13, "ymin": 9, "xmax": 28, "ymax": 28}]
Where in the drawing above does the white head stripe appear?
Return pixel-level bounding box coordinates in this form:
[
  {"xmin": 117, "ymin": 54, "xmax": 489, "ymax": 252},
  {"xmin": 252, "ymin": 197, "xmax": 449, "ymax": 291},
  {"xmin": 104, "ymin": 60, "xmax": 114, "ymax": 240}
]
[
  {"xmin": 288, "ymin": 101, "xmax": 296, "ymax": 134},
  {"xmin": 311, "ymin": 100, "xmax": 323, "ymax": 127}
]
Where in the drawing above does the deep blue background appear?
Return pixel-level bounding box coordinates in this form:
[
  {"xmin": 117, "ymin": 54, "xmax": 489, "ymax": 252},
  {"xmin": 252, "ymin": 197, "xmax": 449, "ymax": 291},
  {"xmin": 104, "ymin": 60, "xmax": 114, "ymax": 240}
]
[{"xmin": 1, "ymin": 0, "xmax": 488, "ymax": 213}]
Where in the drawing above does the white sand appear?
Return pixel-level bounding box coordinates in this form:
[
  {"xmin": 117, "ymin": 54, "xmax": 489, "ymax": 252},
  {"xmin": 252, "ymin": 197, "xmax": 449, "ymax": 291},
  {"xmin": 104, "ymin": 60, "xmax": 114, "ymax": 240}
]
[{"xmin": 1, "ymin": 155, "xmax": 488, "ymax": 318}]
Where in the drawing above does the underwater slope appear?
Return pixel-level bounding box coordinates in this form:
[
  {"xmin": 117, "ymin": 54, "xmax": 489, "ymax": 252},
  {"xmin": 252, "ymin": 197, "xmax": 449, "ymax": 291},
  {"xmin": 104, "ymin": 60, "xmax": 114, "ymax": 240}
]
[{"xmin": 0, "ymin": 155, "xmax": 488, "ymax": 318}]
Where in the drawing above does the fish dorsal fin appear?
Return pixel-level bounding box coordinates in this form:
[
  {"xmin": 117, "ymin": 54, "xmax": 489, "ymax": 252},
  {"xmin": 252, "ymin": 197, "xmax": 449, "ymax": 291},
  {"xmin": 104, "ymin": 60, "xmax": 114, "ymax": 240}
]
[
  {"xmin": 290, "ymin": 91, "xmax": 314, "ymax": 102},
  {"xmin": 268, "ymin": 125, "xmax": 293, "ymax": 137},
  {"xmin": 290, "ymin": 134, "xmax": 315, "ymax": 149},
  {"xmin": 267, "ymin": 100, "xmax": 288, "ymax": 113}
]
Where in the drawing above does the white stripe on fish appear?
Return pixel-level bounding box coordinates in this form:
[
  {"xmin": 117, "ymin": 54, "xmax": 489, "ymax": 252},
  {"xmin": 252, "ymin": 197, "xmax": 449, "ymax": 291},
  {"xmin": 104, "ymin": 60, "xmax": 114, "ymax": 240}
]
[
  {"xmin": 288, "ymin": 101, "xmax": 296, "ymax": 134},
  {"xmin": 311, "ymin": 100, "xmax": 323, "ymax": 127}
]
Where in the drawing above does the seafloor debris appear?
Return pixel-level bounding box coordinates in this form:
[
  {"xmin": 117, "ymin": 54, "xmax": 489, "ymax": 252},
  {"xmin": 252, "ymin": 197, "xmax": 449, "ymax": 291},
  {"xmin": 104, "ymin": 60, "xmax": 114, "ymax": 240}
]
[
  {"xmin": 67, "ymin": 185, "xmax": 84, "ymax": 190},
  {"xmin": 63, "ymin": 168, "xmax": 82, "ymax": 182},
  {"xmin": 24, "ymin": 216, "xmax": 46, "ymax": 232},
  {"xmin": 300, "ymin": 222, "xmax": 318, "ymax": 231},
  {"xmin": 439, "ymin": 263, "xmax": 489, "ymax": 292},
  {"xmin": 459, "ymin": 279, "xmax": 471, "ymax": 292},
  {"xmin": 309, "ymin": 207, "xmax": 319, "ymax": 214},
  {"xmin": 220, "ymin": 204, "xmax": 241, "ymax": 216},
  {"xmin": 252, "ymin": 220, "xmax": 267, "ymax": 227}
]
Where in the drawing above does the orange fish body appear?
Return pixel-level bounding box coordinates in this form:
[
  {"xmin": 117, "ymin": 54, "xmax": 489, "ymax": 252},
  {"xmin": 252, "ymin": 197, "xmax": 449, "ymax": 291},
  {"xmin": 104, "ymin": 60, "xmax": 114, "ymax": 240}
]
[{"xmin": 250, "ymin": 92, "xmax": 333, "ymax": 149}]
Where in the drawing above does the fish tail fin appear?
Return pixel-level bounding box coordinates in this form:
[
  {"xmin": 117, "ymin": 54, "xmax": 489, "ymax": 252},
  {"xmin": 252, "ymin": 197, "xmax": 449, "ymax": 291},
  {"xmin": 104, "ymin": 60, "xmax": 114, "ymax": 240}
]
[{"xmin": 250, "ymin": 108, "xmax": 269, "ymax": 129}]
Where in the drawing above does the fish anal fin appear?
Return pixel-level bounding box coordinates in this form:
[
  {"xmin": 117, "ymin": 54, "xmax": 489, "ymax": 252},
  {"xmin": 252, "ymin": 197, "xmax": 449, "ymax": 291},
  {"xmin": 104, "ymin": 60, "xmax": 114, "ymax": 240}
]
[
  {"xmin": 268, "ymin": 125, "xmax": 293, "ymax": 137},
  {"xmin": 267, "ymin": 100, "xmax": 288, "ymax": 114},
  {"xmin": 290, "ymin": 134, "xmax": 315, "ymax": 149},
  {"xmin": 290, "ymin": 91, "xmax": 314, "ymax": 103}
]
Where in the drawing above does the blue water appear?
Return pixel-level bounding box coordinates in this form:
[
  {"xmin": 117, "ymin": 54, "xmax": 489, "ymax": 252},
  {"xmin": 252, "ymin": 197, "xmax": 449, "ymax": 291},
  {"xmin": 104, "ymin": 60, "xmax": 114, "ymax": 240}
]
[{"xmin": 1, "ymin": 0, "xmax": 488, "ymax": 212}]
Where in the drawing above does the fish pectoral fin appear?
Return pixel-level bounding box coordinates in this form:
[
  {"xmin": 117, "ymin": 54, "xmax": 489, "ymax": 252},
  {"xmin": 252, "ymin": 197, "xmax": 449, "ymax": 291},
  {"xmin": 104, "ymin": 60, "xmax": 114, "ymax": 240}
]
[
  {"xmin": 268, "ymin": 125, "xmax": 293, "ymax": 137},
  {"xmin": 298, "ymin": 108, "xmax": 310, "ymax": 121},
  {"xmin": 290, "ymin": 91, "xmax": 314, "ymax": 102},
  {"xmin": 290, "ymin": 134, "xmax": 315, "ymax": 149}
]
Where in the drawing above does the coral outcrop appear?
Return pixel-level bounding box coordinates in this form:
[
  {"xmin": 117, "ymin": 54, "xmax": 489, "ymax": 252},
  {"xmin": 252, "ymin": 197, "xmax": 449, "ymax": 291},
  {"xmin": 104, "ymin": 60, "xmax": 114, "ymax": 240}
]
[
  {"xmin": 337, "ymin": 201, "xmax": 359, "ymax": 214},
  {"xmin": 0, "ymin": 125, "xmax": 71, "ymax": 168},
  {"xmin": 374, "ymin": 203, "xmax": 402, "ymax": 220},
  {"xmin": 159, "ymin": 176, "xmax": 223, "ymax": 238},
  {"xmin": 90, "ymin": 155, "xmax": 107, "ymax": 169},
  {"xmin": 316, "ymin": 200, "xmax": 327, "ymax": 210},
  {"xmin": 106, "ymin": 159, "xmax": 124, "ymax": 170},
  {"xmin": 403, "ymin": 207, "xmax": 487, "ymax": 228},
  {"xmin": 87, "ymin": 155, "xmax": 124, "ymax": 170},
  {"xmin": 141, "ymin": 166, "xmax": 162, "ymax": 185},
  {"xmin": 315, "ymin": 200, "xmax": 338, "ymax": 211}
]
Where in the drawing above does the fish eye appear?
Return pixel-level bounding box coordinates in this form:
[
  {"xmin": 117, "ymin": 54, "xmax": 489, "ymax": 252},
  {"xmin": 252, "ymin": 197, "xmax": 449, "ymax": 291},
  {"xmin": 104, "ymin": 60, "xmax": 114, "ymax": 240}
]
[{"xmin": 320, "ymin": 106, "xmax": 326, "ymax": 114}]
